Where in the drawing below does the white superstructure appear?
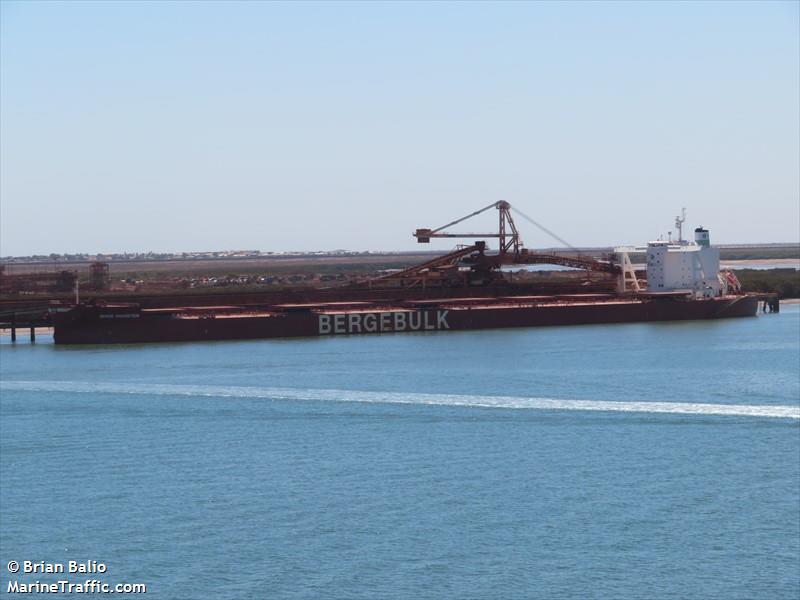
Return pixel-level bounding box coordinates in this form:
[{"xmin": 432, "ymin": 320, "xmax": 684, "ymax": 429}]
[
  {"xmin": 614, "ymin": 213, "xmax": 739, "ymax": 296},
  {"xmin": 645, "ymin": 227, "xmax": 720, "ymax": 297}
]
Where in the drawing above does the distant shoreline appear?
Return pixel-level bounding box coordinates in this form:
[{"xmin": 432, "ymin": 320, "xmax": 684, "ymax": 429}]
[
  {"xmin": 723, "ymin": 258, "xmax": 800, "ymax": 268},
  {"xmin": 0, "ymin": 327, "xmax": 53, "ymax": 339}
]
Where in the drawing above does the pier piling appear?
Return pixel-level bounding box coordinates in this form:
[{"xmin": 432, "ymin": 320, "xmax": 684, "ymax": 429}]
[{"xmin": 761, "ymin": 296, "xmax": 780, "ymax": 313}]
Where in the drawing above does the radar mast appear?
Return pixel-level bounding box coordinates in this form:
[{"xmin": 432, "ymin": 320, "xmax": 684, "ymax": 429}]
[{"xmin": 675, "ymin": 208, "xmax": 687, "ymax": 244}]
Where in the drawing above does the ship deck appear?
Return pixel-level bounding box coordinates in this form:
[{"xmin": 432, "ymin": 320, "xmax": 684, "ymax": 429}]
[{"xmin": 135, "ymin": 293, "xmax": 676, "ymax": 319}]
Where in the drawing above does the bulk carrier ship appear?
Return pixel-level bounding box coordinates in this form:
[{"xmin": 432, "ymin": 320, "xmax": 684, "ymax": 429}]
[{"xmin": 50, "ymin": 202, "xmax": 762, "ymax": 344}]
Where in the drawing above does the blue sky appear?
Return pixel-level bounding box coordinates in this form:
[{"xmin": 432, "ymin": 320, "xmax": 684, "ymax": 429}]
[{"xmin": 1, "ymin": 1, "xmax": 798, "ymax": 255}]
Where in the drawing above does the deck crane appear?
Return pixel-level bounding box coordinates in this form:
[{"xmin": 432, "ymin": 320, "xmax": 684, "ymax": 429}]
[{"xmin": 373, "ymin": 200, "xmax": 619, "ymax": 288}]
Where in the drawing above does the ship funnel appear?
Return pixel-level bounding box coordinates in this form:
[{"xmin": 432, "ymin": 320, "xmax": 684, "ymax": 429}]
[{"xmin": 694, "ymin": 227, "xmax": 710, "ymax": 247}]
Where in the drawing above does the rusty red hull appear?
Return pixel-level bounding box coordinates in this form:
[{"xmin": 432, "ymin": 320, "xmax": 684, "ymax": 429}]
[{"xmin": 51, "ymin": 294, "xmax": 760, "ymax": 345}]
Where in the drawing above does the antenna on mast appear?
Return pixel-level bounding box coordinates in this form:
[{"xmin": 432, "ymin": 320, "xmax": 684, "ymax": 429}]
[{"xmin": 675, "ymin": 208, "xmax": 686, "ymax": 244}]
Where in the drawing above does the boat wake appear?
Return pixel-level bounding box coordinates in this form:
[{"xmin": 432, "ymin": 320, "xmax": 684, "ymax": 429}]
[{"xmin": 2, "ymin": 380, "xmax": 799, "ymax": 420}]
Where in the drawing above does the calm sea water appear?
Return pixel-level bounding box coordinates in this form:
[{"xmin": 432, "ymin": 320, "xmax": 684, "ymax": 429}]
[{"xmin": 1, "ymin": 307, "xmax": 799, "ymax": 599}]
